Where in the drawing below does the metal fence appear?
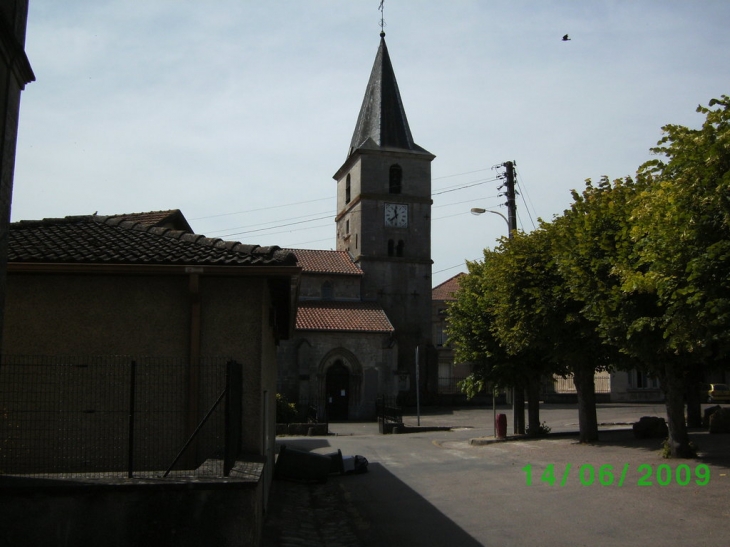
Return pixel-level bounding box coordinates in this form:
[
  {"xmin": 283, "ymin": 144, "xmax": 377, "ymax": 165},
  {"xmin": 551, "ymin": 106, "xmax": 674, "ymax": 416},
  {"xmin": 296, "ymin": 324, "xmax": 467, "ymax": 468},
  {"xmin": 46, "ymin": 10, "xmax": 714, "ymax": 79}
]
[{"xmin": 0, "ymin": 355, "xmax": 241, "ymax": 479}]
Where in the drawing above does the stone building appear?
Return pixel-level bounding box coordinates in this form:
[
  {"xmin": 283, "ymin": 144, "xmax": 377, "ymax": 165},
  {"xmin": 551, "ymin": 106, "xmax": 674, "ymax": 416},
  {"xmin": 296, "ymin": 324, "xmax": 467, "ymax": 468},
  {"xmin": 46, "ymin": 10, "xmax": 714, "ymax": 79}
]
[
  {"xmin": 432, "ymin": 273, "xmax": 470, "ymax": 395},
  {"xmin": 277, "ymin": 32, "xmax": 437, "ymax": 419}
]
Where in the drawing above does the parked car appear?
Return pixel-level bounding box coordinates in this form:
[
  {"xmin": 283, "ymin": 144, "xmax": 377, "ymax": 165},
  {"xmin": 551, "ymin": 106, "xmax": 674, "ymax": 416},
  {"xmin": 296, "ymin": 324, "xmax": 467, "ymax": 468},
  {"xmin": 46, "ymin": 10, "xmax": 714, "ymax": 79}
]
[{"xmin": 707, "ymin": 383, "xmax": 730, "ymax": 403}]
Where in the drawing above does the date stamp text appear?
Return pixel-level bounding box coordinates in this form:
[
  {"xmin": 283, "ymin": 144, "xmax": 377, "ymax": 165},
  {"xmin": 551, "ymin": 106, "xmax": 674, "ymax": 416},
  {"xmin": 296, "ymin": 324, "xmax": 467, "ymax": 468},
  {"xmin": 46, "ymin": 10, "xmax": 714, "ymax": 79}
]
[{"xmin": 522, "ymin": 463, "xmax": 710, "ymax": 487}]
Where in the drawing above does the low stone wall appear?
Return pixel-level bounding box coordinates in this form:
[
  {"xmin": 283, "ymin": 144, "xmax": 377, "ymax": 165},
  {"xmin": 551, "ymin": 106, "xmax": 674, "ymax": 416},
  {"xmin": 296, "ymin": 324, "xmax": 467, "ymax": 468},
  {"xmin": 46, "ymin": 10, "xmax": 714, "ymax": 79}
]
[{"xmin": 0, "ymin": 459, "xmax": 265, "ymax": 547}]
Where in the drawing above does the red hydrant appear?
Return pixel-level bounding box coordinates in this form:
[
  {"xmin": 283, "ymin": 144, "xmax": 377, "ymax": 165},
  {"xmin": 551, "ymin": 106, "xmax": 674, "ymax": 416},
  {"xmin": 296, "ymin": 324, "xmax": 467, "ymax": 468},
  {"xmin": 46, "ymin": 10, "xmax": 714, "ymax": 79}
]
[{"xmin": 495, "ymin": 413, "xmax": 507, "ymax": 439}]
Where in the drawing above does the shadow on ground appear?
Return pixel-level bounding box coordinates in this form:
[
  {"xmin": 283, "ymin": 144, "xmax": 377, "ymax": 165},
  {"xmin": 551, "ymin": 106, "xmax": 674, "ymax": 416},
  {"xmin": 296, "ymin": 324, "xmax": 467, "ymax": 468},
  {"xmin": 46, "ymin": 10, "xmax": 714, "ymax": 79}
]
[
  {"xmin": 582, "ymin": 428, "xmax": 730, "ymax": 469},
  {"xmin": 263, "ymin": 461, "xmax": 482, "ymax": 547}
]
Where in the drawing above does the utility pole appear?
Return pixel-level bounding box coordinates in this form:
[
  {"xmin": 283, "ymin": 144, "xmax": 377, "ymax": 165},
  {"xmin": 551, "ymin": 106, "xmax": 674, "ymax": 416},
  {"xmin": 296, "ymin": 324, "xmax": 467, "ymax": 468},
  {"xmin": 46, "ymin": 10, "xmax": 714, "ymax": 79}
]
[
  {"xmin": 500, "ymin": 160, "xmax": 525, "ymax": 435},
  {"xmin": 504, "ymin": 161, "xmax": 517, "ymax": 237}
]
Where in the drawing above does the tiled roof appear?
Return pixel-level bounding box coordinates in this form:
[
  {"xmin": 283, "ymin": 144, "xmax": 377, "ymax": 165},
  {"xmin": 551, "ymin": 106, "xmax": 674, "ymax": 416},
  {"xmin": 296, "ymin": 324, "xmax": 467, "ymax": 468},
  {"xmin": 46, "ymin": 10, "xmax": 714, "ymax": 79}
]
[
  {"xmin": 9, "ymin": 215, "xmax": 298, "ymax": 267},
  {"xmin": 432, "ymin": 273, "xmax": 464, "ymax": 301},
  {"xmin": 285, "ymin": 249, "xmax": 362, "ymax": 276},
  {"xmin": 296, "ymin": 301, "xmax": 393, "ymax": 333},
  {"xmin": 108, "ymin": 209, "xmax": 193, "ymax": 233}
]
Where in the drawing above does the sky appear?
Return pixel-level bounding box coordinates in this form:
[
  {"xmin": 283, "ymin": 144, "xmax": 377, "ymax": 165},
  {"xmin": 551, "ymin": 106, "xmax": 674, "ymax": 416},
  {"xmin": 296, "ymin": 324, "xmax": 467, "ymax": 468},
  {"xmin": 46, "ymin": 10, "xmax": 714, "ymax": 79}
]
[{"xmin": 12, "ymin": 1, "xmax": 730, "ymax": 286}]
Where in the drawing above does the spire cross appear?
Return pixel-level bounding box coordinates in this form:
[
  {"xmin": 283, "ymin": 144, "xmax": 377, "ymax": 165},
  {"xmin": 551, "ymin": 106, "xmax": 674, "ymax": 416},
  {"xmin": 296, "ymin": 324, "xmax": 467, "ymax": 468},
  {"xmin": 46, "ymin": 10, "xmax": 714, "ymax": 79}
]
[{"xmin": 378, "ymin": 1, "xmax": 385, "ymax": 36}]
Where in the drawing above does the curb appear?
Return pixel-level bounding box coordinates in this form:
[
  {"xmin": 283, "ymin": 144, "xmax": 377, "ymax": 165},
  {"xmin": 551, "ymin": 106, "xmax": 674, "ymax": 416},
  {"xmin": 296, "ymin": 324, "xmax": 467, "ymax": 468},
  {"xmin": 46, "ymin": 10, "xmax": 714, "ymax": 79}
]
[{"xmin": 469, "ymin": 425, "xmax": 634, "ymax": 446}]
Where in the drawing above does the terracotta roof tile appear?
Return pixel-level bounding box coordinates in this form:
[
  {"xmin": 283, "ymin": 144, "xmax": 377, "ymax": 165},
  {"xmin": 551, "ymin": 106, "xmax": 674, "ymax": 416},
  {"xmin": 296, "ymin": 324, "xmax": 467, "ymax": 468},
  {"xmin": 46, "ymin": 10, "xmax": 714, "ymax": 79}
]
[
  {"xmin": 296, "ymin": 301, "xmax": 393, "ymax": 333},
  {"xmin": 107, "ymin": 209, "xmax": 193, "ymax": 233},
  {"xmin": 285, "ymin": 249, "xmax": 362, "ymax": 276},
  {"xmin": 9, "ymin": 215, "xmax": 298, "ymax": 267},
  {"xmin": 432, "ymin": 273, "xmax": 464, "ymax": 301}
]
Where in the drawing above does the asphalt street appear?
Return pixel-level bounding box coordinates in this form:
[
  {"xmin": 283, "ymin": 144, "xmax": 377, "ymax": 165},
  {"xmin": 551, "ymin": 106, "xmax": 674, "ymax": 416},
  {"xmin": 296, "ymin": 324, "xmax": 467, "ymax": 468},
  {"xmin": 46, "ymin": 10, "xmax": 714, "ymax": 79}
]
[{"xmin": 264, "ymin": 404, "xmax": 730, "ymax": 547}]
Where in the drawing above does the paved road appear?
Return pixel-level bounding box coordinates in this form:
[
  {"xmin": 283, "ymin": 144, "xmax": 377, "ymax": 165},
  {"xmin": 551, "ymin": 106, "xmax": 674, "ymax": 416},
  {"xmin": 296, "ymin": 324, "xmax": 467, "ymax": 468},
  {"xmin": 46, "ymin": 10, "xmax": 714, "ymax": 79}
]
[{"xmin": 264, "ymin": 404, "xmax": 730, "ymax": 547}]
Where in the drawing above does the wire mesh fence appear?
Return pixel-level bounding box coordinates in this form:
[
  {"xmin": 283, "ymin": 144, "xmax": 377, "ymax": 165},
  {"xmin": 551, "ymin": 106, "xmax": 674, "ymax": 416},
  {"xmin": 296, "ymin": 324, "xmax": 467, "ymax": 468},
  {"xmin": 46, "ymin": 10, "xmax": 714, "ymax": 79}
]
[{"xmin": 0, "ymin": 355, "xmax": 237, "ymax": 479}]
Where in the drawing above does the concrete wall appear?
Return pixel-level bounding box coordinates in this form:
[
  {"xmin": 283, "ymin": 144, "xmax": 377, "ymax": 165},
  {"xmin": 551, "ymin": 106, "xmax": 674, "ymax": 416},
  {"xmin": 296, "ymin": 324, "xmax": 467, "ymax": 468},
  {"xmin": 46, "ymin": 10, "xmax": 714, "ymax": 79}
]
[{"xmin": 0, "ymin": 468, "xmax": 264, "ymax": 547}]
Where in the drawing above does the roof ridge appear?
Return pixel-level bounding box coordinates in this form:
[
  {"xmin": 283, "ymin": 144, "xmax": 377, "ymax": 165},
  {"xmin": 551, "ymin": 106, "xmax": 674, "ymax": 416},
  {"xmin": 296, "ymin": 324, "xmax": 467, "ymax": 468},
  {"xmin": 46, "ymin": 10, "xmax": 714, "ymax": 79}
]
[
  {"xmin": 10, "ymin": 214, "xmax": 298, "ymax": 267},
  {"xmin": 99, "ymin": 216, "xmax": 298, "ymax": 265},
  {"xmin": 11, "ymin": 215, "xmax": 96, "ymax": 229}
]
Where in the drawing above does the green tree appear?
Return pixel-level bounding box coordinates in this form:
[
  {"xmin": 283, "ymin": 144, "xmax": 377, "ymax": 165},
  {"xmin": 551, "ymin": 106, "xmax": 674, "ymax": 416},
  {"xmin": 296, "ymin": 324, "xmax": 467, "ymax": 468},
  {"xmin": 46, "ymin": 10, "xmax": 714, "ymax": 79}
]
[
  {"xmin": 447, "ymin": 254, "xmax": 538, "ymax": 434},
  {"xmin": 632, "ymin": 96, "xmax": 730, "ymax": 358},
  {"xmin": 489, "ymin": 225, "xmax": 619, "ymax": 442},
  {"xmin": 555, "ymin": 175, "xmax": 700, "ymax": 456},
  {"xmin": 626, "ymin": 96, "xmax": 730, "ymax": 454}
]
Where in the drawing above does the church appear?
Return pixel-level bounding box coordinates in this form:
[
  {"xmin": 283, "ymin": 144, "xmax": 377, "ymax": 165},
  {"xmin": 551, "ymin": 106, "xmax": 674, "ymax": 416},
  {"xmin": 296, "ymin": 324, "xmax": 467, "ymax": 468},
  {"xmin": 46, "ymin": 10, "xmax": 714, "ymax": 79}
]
[{"xmin": 276, "ymin": 32, "xmax": 437, "ymax": 420}]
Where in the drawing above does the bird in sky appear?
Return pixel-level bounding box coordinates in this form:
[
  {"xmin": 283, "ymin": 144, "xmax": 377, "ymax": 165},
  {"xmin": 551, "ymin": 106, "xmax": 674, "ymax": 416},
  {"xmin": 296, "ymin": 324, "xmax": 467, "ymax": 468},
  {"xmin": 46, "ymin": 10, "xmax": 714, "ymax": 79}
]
[{"xmin": 562, "ymin": 34, "xmax": 571, "ymax": 41}]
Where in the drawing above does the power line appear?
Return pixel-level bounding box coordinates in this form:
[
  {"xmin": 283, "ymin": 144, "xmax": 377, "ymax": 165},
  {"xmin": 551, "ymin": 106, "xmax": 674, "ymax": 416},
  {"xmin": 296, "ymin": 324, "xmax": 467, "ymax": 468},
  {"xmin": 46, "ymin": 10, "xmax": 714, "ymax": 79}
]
[
  {"xmin": 190, "ymin": 197, "xmax": 332, "ymax": 221},
  {"xmin": 217, "ymin": 215, "xmax": 333, "ymax": 238},
  {"xmin": 433, "ymin": 262, "xmax": 466, "ymax": 275},
  {"xmin": 514, "ymin": 165, "xmax": 538, "ymax": 231},
  {"xmin": 433, "ymin": 195, "xmax": 502, "ymax": 210},
  {"xmin": 433, "ymin": 167, "xmax": 492, "ymax": 181},
  {"xmin": 432, "ymin": 176, "xmax": 500, "ymax": 196},
  {"xmin": 197, "ymin": 167, "xmax": 503, "ymax": 240},
  {"xmin": 204, "ymin": 210, "xmax": 333, "ymax": 235},
  {"xmin": 282, "ymin": 236, "xmax": 333, "ymax": 247},
  {"xmin": 192, "ymin": 167, "xmax": 497, "ymax": 223}
]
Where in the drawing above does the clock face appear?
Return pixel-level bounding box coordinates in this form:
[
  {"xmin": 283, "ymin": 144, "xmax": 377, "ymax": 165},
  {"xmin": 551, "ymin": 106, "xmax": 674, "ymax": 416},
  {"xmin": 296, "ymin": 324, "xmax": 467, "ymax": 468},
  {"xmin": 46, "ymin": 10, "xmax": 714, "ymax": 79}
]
[{"xmin": 384, "ymin": 203, "xmax": 408, "ymax": 227}]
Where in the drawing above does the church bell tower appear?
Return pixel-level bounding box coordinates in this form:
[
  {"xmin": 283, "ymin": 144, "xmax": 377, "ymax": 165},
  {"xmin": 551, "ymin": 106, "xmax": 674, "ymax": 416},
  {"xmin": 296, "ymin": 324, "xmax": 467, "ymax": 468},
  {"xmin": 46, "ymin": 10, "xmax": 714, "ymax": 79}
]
[{"xmin": 333, "ymin": 32, "xmax": 435, "ymax": 393}]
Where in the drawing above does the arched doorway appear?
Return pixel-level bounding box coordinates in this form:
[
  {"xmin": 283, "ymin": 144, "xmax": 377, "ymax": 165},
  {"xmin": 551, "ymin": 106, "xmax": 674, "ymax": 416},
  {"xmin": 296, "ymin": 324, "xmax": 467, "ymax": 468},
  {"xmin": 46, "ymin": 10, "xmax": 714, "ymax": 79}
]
[{"xmin": 326, "ymin": 361, "xmax": 350, "ymax": 421}]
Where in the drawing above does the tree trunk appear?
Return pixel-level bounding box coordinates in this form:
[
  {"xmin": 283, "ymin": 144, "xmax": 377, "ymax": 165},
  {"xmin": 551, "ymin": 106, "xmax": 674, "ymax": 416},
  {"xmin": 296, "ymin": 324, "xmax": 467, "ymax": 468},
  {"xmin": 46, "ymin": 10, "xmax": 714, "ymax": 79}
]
[
  {"xmin": 572, "ymin": 366, "xmax": 598, "ymax": 443},
  {"xmin": 685, "ymin": 365, "xmax": 702, "ymax": 428},
  {"xmin": 513, "ymin": 384, "xmax": 526, "ymax": 434},
  {"xmin": 662, "ymin": 364, "xmax": 694, "ymax": 458},
  {"xmin": 526, "ymin": 376, "xmax": 541, "ymax": 436}
]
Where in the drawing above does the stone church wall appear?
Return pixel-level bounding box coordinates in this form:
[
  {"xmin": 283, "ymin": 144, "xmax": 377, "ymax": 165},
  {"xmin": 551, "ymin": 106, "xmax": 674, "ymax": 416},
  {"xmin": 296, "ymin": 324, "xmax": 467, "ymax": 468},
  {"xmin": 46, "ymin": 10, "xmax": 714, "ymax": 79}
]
[{"xmin": 277, "ymin": 331, "xmax": 397, "ymax": 420}]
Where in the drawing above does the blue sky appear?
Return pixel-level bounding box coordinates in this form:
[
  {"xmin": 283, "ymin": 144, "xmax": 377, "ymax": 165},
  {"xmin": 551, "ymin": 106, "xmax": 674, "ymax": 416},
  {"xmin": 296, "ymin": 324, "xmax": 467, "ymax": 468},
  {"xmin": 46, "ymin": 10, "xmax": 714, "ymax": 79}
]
[{"xmin": 13, "ymin": 1, "xmax": 730, "ymax": 285}]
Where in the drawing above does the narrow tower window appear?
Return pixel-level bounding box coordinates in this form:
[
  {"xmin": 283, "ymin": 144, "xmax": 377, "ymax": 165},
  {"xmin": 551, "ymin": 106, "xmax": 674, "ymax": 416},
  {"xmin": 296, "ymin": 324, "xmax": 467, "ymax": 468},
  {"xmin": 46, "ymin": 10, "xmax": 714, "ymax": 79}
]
[
  {"xmin": 345, "ymin": 174, "xmax": 351, "ymax": 203},
  {"xmin": 396, "ymin": 240, "xmax": 405, "ymax": 257},
  {"xmin": 387, "ymin": 239, "xmax": 395, "ymax": 256},
  {"xmin": 389, "ymin": 164, "xmax": 402, "ymax": 194}
]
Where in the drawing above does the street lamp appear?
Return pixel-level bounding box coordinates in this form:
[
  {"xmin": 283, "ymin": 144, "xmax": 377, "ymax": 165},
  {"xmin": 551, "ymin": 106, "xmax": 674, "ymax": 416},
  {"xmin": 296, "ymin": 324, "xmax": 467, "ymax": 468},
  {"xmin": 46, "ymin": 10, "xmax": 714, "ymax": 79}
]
[
  {"xmin": 470, "ymin": 207, "xmax": 510, "ymax": 230},
  {"xmin": 470, "ymin": 206, "xmax": 512, "ymax": 437}
]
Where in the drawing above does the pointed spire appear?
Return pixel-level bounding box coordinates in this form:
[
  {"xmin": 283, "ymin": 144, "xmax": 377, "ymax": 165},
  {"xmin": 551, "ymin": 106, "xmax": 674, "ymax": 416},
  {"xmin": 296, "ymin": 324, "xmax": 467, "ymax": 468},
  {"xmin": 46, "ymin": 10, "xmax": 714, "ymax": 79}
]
[{"xmin": 348, "ymin": 35, "xmax": 430, "ymax": 157}]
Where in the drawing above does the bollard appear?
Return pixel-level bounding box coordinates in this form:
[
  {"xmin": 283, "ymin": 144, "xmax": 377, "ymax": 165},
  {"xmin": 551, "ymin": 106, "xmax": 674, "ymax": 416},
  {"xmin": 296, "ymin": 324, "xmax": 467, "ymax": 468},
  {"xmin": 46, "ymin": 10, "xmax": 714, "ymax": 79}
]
[{"xmin": 495, "ymin": 413, "xmax": 507, "ymax": 439}]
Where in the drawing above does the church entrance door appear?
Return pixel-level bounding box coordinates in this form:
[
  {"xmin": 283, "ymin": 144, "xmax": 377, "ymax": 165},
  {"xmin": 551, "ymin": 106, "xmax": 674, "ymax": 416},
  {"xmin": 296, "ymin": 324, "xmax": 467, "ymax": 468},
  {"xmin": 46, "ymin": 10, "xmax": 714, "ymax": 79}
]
[{"xmin": 326, "ymin": 361, "xmax": 350, "ymax": 421}]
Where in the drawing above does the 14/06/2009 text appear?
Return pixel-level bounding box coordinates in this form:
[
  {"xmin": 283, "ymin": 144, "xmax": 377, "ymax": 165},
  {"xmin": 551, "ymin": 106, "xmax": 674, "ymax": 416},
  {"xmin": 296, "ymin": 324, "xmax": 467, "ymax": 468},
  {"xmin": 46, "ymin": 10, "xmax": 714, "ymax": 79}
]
[{"xmin": 522, "ymin": 463, "xmax": 710, "ymax": 487}]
